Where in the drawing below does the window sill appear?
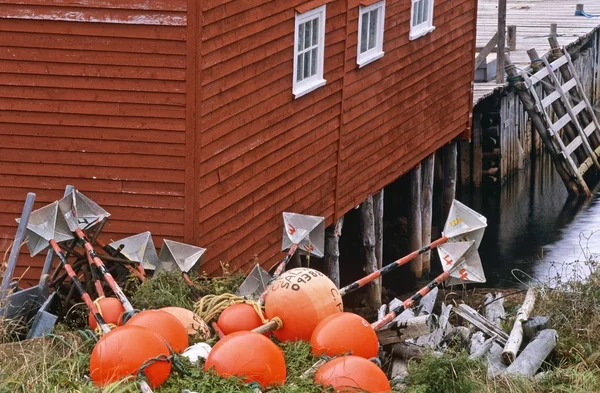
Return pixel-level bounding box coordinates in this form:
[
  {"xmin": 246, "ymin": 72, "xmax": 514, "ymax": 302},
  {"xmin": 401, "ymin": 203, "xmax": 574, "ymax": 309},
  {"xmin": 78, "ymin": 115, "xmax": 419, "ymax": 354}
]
[
  {"xmin": 409, "ymin": 25, "xmax": 436, "ymax": 41},
  {"xmin": 293, "ymin": 78, "xmax": 327, "ymax": 99},
  {"xmin": 358, "ymin": 51, "xmax": 385, "ymax": 68}
]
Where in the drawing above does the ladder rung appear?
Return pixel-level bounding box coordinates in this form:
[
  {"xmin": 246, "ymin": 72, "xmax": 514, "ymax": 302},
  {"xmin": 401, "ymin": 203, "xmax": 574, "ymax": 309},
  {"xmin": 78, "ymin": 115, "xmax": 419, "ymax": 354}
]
[
  {"xmin": 578, "ymin": 157, "xmax": 594, "ymax": 176},
  {"xmin": 541, "ymin": 79, "xmax": 577, "ymax": 108},
  {"xmin": 552, "ymin": 112, "xmax": 572, "ymax": 132},
  {"xmin": 565, "ymin": 136, "xmax": 583, "ymax": 156},
  {"xmin": 572, "ymin": 100, "xmax": 587, "ymax": 116},
  {"xmin": 530, "ymin": 55, "xmax": 568, "ymax": 83},
  {"xmin": 584, "ymin": 122, "xmax": 597, "ymax": 137}
]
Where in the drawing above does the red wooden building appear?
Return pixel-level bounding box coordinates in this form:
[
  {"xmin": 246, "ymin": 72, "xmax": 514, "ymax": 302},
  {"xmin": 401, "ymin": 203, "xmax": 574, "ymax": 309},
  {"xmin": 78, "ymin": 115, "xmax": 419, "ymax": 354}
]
[{"xmin": 0, "ymin": 0, "xmax": 477, "ymax": 282}]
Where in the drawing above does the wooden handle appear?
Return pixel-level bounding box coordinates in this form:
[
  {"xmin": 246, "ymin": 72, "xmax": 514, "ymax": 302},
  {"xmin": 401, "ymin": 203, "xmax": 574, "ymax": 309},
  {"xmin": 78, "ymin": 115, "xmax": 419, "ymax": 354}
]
[{"xmin": 252, "ymin": 320, "xmax": 279, "ymax": 335}]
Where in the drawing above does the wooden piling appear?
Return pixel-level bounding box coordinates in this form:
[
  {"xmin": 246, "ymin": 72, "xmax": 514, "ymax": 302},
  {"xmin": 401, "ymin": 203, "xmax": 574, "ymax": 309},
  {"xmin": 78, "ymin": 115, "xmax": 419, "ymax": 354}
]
[
  {"xmin": 496, "ymin": 0, "xmax": 507, "ymax": 83},
  {"xmin": 550, "ymin": 23, "xmax": 557, "ymax": 38},
  {"xmin": 442, "ymin": 141, "xmax": 457, "ymax": 221},
  {"xmin": 324, "ymin": 216, "xmax": 344, "ymax": 288},
  {"xmin": 421, "ymin": 154, "xmax": 434, "ymax": 274},
  {"xmin": 409, "ymin": 163, "xmax": 423, "ymax": 278},
  {"xmin": 507, "ymin": 25, "xmax": 517, "ymax": 51},
  {"xmin": 360, "ymin": 195, "xmax": 381, "ymax": 308},
  {"xmin": 527, "ymin": 48, "xmax": 587, "ymax": 165},
  {"xmin": 373, "ymin": 189, "xmax": 384, "ymax": 284},
  {"xmin": 472, "ymin": 112, "xmax": 483, "ymax": 187},
  {"xmin": 458, "ymin": 140, "xmax": 471, "ymax": 186},
  {"xmin": 503, "ymin": 55, "xmax": 583, "ymax": 196}
]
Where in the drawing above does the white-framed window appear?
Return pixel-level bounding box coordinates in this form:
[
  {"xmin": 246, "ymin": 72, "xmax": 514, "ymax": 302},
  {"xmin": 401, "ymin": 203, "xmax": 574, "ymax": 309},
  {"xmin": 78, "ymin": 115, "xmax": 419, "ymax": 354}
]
[
  {"xmin": 357, "ymin": 1, "xmax": 385, "ymax": 67},
  {"xmin": 410, "ymin": 0, "xmax": 435, "ymax": 40},
  {"xmin": 293, "ymin": 5, "xmax": 327, "ymax": 99}
]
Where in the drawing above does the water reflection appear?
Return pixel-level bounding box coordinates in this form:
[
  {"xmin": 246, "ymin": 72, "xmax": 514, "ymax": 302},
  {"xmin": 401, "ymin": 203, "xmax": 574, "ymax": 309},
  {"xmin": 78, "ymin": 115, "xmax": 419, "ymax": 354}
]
[{"xmin": 458, "ymin": 153, "xmax": 600, "ymax": 288}]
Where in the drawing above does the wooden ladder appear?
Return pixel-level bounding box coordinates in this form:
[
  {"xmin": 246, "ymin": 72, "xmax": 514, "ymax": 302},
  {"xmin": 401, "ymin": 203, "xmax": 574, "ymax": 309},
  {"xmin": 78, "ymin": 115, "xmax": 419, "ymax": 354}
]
[{"xmin": 524, "ymin": 48, "xmax": 600, "ymax": 196}]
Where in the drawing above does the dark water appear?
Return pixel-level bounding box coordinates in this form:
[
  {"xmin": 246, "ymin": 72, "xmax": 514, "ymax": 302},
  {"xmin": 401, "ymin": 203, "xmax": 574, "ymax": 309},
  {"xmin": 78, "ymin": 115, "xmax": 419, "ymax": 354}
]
[{"xmin": 458, "ymin": 153, "xmax": 600, "ymax": 288}]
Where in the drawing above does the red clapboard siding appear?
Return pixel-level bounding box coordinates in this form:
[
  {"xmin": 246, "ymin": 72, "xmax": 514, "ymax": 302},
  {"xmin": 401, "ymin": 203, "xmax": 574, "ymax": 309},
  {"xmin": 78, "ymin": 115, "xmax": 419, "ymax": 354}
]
[
  {"xmin": 2, "ymin": 0, "xmax": 478, "ymax": 282},
  {"xmin": 0, "ymin": 3, "xmax": 187, "ymax": 283}
]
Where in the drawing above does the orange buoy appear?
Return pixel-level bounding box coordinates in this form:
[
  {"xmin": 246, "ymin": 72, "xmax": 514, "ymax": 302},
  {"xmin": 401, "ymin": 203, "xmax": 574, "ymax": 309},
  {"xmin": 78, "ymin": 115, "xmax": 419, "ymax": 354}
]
[
  {"xmin": 264, "ymin": 268, "xmax": 343, "ymax": 342},
  {"xmin": 90, "ymin": 325, "xmax": 172, "ymax": 388},
  {"xmin": 315, "ymin": 356, "xmax": 391, "ymax": 393},
  {"xmin": 205, "ymin": 331, "xmax": 286, "ymax": 388},
  {"xmin": 88, "ymin": 297, "xmax": 125, "ymax": 330},
  {"xmin": 126, "ymin": 309, "xmax": 189, "ymax": 353},
  {"xmin": 160, "ymin": 306, "xmax": 211, "ymax": 339},
  {"xmin": 217, "ymin": 303, "xmax": 264, "ymax": 336},
  {"xmin": 311, "ymin": 312, "xmax": 379, "ymax": 359}
]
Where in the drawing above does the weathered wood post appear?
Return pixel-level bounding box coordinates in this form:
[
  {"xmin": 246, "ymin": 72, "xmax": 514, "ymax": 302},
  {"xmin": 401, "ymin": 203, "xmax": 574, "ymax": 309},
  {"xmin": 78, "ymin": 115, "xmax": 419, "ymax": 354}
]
[
  {"xmin": 527, "ymin": 48, "xmax": 587, "ymax": 165},
  {"xmin": 360, "ymin": 195, "xmax": 381, "ymax": 308},
  {"xmin": 507, "ymin": 25, "xmax": 517, "ymax": 51},
  {"xmin": 472, "ymin": 112, "xmax": 483, "ymax": 187},
  {"xmin": 373, "ymin": 189, "xmax": 384, "ymax": 285},
  {"xmin": 549, "ymin": 23, "xmax": 557, "ymax": 38},
  {"xmin": 409, "ymin": 163, "xmax": 423, "ymax": 278},
  {"xmin": 458, "ymin": 140, "xmax": 471, "ymax": 186},
  {"xmin": 496, "ymin": 0, "xmax": 507, "ymax": 83},
  {"xmin": 504, "ymin": 55, "xmax": 583, "ymax": 196},
  {"xmin": 324, "ymin": 217, "xmax": 344, "ymax": 288},
  {"xmin": 442, "ymin": 141, "xmax": 457, "ymax": 222},
  {"xmin": 421, "ymin": 154, "xmax": 434, "ymax": 274}
]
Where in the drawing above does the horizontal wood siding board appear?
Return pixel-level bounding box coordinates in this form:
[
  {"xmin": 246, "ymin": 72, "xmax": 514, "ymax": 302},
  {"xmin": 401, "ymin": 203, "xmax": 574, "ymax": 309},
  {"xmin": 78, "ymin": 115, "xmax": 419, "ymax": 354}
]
[
  {"xmin": 0, "ymin": 1, "xmax": 187, "ymax": 12},
  {"xmin": 0, "ymin": 5, "xmax": 187, "ymax": 25},
  {"xmin": 0, "ymin": 18, "xmax": 186, "ymax": 40},
  {"xmin": 0, "ymin": 47, "xmax": 186, "ymax": 68}
]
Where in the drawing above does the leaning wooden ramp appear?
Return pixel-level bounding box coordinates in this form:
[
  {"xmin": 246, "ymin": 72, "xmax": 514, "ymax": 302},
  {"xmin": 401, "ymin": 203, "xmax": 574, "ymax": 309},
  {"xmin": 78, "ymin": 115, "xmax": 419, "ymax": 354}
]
[{"xmin": 507, "ymin": 46, "xmax": 600, "ymax": 197}]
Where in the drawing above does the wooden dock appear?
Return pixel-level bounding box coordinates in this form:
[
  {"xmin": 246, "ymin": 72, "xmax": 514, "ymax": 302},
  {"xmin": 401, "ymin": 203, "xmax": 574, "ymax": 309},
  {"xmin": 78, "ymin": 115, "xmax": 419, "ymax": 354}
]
[{"xmin": 474, "ymin": 0, "xmax": 600, "ymax": 105}]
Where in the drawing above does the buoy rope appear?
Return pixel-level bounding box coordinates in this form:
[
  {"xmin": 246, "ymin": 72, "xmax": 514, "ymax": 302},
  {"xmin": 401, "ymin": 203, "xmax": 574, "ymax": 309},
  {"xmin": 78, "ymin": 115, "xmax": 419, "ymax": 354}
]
[
  {"xmin": 194, "ymin": 293, "xmax": 283, "ymax": 330},
  {"xmin": 92, "ymin": 296, "xmax": 118, "ymax": 336}
]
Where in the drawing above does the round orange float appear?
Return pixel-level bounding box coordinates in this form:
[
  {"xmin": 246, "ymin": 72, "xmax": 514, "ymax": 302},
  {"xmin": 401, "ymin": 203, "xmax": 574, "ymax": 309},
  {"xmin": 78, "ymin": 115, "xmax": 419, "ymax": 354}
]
[
  {"xmin": 264, "ymin": 267, "xmax": 343, "ymax": 342},
  {"xmin": 90, "ymin": 325, "xmax": 172, "ymax": 388},
  {"xmin": 311, "ymin": 312, "xmax": 379, "ymax": 359},
  {"xmin": 315, "ymin": 356, "xmax": 391, "ymax": 393},
  {"xmin": 160, "ymin": 306, "xmax": 211, "ymax": 339},
  {"xmin": 88, "ymin": 297, "xmax": 125, "ymax": 330},
  {"xmin": 217, "ymin": 303, "xmax": 264, "ymax": 335},
  {"xmin": 125, "ymin": 309, "xmax": 189, "ymax": 353},
  {"xmin": 205, "ymin": 331, "xmax": 286, "ymax": 388}
]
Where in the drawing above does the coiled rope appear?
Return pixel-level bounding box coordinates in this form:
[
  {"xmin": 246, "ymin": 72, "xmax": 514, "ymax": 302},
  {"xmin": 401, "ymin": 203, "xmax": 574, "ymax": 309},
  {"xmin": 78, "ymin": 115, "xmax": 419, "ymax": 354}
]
[{"xmin": 194, "ymin": 293, "xmax": 283, "ymax": 330}]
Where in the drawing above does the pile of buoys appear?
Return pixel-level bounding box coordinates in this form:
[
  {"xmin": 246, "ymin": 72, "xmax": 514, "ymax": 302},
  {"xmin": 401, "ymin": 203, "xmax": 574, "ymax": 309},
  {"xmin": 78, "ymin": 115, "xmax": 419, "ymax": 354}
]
[
  {"xmin": 217, "ymin": 303, "xmax": 264, "ymax": 335},
  {"xmin": 126, "ymin": 309, "xmax": 189, "ymax": 353},
  {"xmin": 315, "ymin": 356, "xmax": 391, "ymax": 393},
  {"xmin": 161, "ymin": 306, "xmax": 211, "ymax": 339},
  {"xmin": 311, "ymin": 312, "xmax": 379, "ymax": 358},
  {"xmin": 264, "ymin": 268, "xmax": 343, "ymax": 341},
  {"xmin": 205, "ymin": 331, "xmax": 286, "ymax": 388}
]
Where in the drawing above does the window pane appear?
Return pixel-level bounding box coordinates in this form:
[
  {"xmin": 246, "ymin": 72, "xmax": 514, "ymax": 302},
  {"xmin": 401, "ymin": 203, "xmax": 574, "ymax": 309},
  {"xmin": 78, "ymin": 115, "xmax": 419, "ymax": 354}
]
[
  {"xmin": 311, "ymin": 47, "xmax": 318, "ymax": 76},
  {"xmin": 360, "ymin": 12, "xmax": 369, "ymax": 53},
  {"xmin": 368, "ymin": 9, "xmax": 378, "ymax": 50},
  {"xmin": 412, "ymin": 1, "xmax": 419, "ymax": 26},
  {"xmin": 304, "ymin": 20, "xmax": 311, "ymax": 50},
  {"xmin": 312, "ymin": 18, "xmax": 319, "ymax": 47},
  {"xmin": 304, "ymin": 49, "xmax": 311, "ymax": 78},
  {"xmin": 298, "ymin": 23, "xmax": 304, "ymax": 51},
  {"xmin": 423, "ymin": 0, "xmax": 429, "ymax": 24},
  {"xmin": 297, "ymin": 53, "xmax": 303, "ymax": 82}
]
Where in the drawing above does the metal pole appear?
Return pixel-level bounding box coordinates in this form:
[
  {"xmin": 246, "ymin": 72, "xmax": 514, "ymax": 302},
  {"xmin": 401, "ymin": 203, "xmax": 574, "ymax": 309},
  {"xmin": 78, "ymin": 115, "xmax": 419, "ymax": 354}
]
[{"xmin": 0, "ymin": 193, "xmax": 36, "ymax": 299}]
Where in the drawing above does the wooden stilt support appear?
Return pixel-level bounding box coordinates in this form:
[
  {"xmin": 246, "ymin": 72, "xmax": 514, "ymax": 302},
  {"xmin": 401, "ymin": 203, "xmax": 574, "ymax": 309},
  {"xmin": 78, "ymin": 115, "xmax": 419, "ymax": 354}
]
[
  {"xmin": 409, "ymin": 163, "xmax": 423, "ymax": 278},
  {"xmin": 360, "ymin": 195, "xmax": 381, "ymax": 308},
  {"xmin": 472, "ymin": 112, "xmax": 483, "ymax": 187},
  {"xmin": 373, "ymin": 189, "xmax": 384, "ymax": 288},
  {"xmin": 442, "ymin": 141, "xmax": 457, "ymax": 221},
  {"xmin": 496, "ymin": 0, "xmax": 507, "ymax": 83},
  {"xmin": 458, "ymin": 141, "xmax": 471, "ymax": 186},
  {"xmin": 421, "ymin": 154, "xmax": 434, "ymax": 274},
  {"xmin": 324, "ymin": 217, "xmax": 344, "ymax": 288},
  {"xmin": 527, "ymin": 49, "xmax": 587, "ymax": 165},
  {"xmin": 504, "ymin": 55, "xmax": 583, "ymax": 196}
]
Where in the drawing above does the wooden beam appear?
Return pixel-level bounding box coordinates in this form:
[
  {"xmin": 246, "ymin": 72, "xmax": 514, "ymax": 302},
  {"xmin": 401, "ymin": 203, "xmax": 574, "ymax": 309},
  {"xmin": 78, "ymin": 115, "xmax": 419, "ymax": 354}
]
[
  {"xmin": 409, "ymin": 163, "xmax": 423, "ymax": 278},
  {"xmin": 421, "ymin": 154, "xmax": 434, "ymax": 274},
  {"xmin": 458, "ymin": 140, "xmax": 471, "ymax": 186},
  {"xmin": 474, "ymin": 31, "xmax": 498, "ymax": 70},
  {"xmin": 472, "ymin": 112, "xmax": 483, "ymax": 187},
  {"xmin": 550, "ymin": 23, "xmax": 557, "ymax": 38},
  {"xmin": 442, "ymin": 141, "xmax": 457, "ymax": 221},
  {"xmin": 324, "ymin": 217, "xmax": 344, "ymax": 288},
  {"xmin": 360, "ymin": 195, "xmax": 381, "ymax": 308},
  {"xmin": 373, "ymin": 189, "xmax": 384, "ymax": 283},
  {"xmin": 507, "ymin": 25, "xmax": 517, "ymax": 51},
  {"xmin": 496, "ymin": 0, "xmax": 507, "ymax": 83}
]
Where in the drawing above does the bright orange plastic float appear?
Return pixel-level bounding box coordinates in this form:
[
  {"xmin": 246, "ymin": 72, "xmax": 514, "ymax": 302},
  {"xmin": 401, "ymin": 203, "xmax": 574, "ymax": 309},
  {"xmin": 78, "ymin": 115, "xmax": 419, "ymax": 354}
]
[
  {"xmin": 217, "ymin": 303, "xmax": 264, "ymax": 335},
  {"xmin": 311, "ymin": 312, "xmax": 379, "ymax": 359},
  {"xmin": 160, "ymin": 306, "xmax": 211, "ymax": 339},
  {"xmin": 90, "ymin": 325, "xmax": 172, "ymax": 388},
  {"xmin": 205, "ymin": 331, "xmax": 286, "ymax": 388},
  {"xmin": 264, "ymin": 267, "xmax": 343, "ymax": 341},
  {"xmin": 125, "ymin": 309, "xmax": 189, "ymax": 353},
  {"xmin": 88, "ymin": 297, "xmax": 125, "ymax": 330},
  {"xmin": 315, "ymin": 356, "xmax": 391, "ymax": 393}
]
